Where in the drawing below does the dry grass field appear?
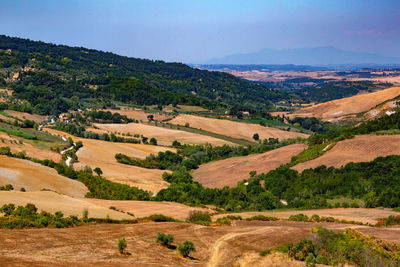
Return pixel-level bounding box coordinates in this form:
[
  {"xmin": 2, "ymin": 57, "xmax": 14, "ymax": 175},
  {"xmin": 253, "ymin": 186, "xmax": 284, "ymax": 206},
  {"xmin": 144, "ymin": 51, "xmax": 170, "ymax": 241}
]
[
  {"xmin": 0, "ymin": 191, "xmax": 132, "ymax": 220},
  {"xmin": 292, "ymin": 135, "xmax": 400, "ymax": 172},
  {"xmin": 0, "ymin": 156, "xmax": 87, "ymax": 197},
  {"xmin": 213, "ymin": 208, "xmax": 400, "ymax": 225},
  {"xmin": 44, "ymin": 128, "xmax": 172, "ymax": 194},
  {"xmin": 81, "ymin": 199, "xmax": 213, "ymax": 220},
  {"xmin": 0, "ymin": 132, "xmax": 61, "ymax": 161},
  {"xmin": 169, "ymin": 114, "xmax": 309, "ymax": 142},
  {"xmin": 292, "ymin": 86, "xmax": 400, "ymax": 121},
  {"xmin": 193, "ymin": 144, "xmax": 307, "ymax": 188},
  {"xmin": 91, "ymin": 122, "xmax": 234, "ymax": 146},
  {"xmin": 103, "ymin": 108, "xmax": 173, "ymax": 122},
  {"xmin": 0, "ymin": 220, "xmax": 399, "ymax": 266},
  {"xmin": 4, "ymin": 109, "xmax": 48, "ymax": 123}
]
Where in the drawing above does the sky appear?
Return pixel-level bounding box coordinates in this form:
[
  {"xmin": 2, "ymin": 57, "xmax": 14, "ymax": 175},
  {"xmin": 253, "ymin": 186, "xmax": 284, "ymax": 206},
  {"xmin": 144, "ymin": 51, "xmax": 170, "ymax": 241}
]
[{"xmin": 0, "ymin": 0, "xmax": 399, "ymax": 63}]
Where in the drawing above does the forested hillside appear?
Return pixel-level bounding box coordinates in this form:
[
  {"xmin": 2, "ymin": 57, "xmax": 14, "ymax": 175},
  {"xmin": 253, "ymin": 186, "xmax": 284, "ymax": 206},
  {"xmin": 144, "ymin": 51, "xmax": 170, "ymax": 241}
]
[{"xmin": 0, "ymin": 35, "xmax": 290, "ymax": 112}]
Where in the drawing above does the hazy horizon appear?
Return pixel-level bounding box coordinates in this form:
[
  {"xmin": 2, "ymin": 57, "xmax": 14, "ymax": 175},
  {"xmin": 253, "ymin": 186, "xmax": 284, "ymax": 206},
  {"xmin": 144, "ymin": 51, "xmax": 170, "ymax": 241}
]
[{"xmin": 1, "ymin": 0, "xmax": 399, "ymax": 63}]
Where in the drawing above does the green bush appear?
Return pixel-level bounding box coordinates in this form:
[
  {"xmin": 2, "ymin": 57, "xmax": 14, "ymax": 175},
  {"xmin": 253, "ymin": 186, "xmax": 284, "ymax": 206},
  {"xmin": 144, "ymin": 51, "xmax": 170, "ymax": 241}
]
[
  {"xmin": 140, "ymin": 214, "xmax": 179, "ymax": 222},
  {"xmin": 288, "ymin": 214, "xmax": 309, "ymax": 222},
  {"xmin": 156, "ymin": 232, "xmax": 174, "ymax": 248},
  {"xmin": 118, "ymin": 238, "xmax": 127, "ymax": 254},
  {"xmin": 178, "ymin": 240, "xmax": 196, "ymax": 258},
  {"xmin": 245, "ymin": 215, "xmax": 279, "ymax": 221},
  {"xmin": 187, "ymin": 211, "xmax": 211, "ymax": 223}
]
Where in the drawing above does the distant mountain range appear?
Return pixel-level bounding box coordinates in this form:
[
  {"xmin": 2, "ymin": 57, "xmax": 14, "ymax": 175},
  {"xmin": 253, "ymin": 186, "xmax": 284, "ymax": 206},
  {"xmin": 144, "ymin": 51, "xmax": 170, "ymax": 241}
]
[{"xmin": 207, "ymin": 46, "xmax": 400, "ymax": 65}]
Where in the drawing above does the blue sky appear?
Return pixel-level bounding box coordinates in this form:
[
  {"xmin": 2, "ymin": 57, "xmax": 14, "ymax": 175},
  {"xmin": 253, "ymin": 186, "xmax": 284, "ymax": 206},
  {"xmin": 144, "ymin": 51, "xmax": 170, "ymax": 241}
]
[{"xmin": 0, "ymin": 0, "xmax": 399, "ymax": 62}]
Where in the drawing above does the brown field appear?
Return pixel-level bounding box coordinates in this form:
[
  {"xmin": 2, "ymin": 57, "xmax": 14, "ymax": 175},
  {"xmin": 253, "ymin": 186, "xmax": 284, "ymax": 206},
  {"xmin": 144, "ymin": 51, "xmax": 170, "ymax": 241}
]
[
  {"xmin": 169, "ymin": 114, "xmax": 309, "ymax": 142},
  {"xmin": 103, "ymin": 108, "xmax": 174, "ymax": 122},
  {"xmin": 292, "ymin": 86, "xmax": 400, "ymax": 121},
  {"xmin": 81, "ymin": 199, "xmax": 213, "ymax": 220},
  {"xmin": 0, "ymin": 156, "xmax": 87, "ymax": 197},
  {"xmin": 0, "ymin": 191, "xmax": 132, "ymax": 220},
  {"xmin": 213, "ymin": 208, "xmax": 399, "ymax": 225},
  {"xmin": 4, "ymin": 109, "xmax": 48, "ymax": 123},
  {"xmin": 44, "ymin": 128, "xmax": 172, "ymax": 194},
  {"xmin": 292, "ymin": 135, "xmax": 400, "ymax": 172},
  {"xmin": 0, "ymin": 220, "xmax": 399, "ymax": 266},
  {"xmin": 193, "ymin": 144, "xmax": 307, "ymax": 188},
  {"xmin": 0, "ymin": 132, "xmax": 61, "ymax": 161},
  {"xmin": 91, "ymin": 122, "xmax": 234, "ymax": 146}
]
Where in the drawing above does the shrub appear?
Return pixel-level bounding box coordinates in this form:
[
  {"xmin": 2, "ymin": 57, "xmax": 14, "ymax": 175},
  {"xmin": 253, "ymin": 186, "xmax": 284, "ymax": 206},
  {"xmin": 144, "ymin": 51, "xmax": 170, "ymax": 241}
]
[
  {"xmin": 341, "ymin": 202, "xmax": 350, "ymax": 208},
  {"xmin": 118, "ymin": 238, "xmax": 127, "ymax": 254},
  {"xmin": 260, "ymin": 249, "xmax": 271, "ymax": 256},
  {"xmin": 178, "ymin": 240, "xmax": 195, "ymax": 258},
  {"xmin": 214, "ymin": 217, "xmax": 231, "ymax": 226},
  {"xmin": 288, "ymin": 214, "xmax": 309, "ymax": 222},
  {"xmin": 187, "ymin": 211, "xmax": 211, "ymax": 223},
  {"xmin": 246, "ymin": 215, "xmax": 279, "ymax": 221},
  {"xmin": 156, "ymin": 232, "xmax": 174, "ymax": 248},
  {"xmin": 141, "ymin": 214, "xmax": 179, "ymax": 222}
]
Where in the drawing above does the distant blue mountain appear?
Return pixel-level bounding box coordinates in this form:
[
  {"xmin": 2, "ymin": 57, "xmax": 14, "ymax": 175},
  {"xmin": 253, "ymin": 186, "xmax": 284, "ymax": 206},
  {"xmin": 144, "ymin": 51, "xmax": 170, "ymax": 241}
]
[{"xmin": 208, "ymin": 46, "xmax": 400, "ymax": 65}]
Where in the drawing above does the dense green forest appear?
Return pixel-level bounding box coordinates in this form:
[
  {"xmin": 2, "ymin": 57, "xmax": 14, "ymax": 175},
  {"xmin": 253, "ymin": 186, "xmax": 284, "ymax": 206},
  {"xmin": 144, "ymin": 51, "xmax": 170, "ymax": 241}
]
[{"xmin": 0, "ymin": 35, "xmax": 291, "ymax": 112}]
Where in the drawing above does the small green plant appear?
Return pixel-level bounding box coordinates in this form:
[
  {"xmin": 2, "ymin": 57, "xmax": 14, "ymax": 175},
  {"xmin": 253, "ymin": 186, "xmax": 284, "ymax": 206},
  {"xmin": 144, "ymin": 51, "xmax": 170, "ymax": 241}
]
[
  {"xmin": 156, "ymin": 232, "xmax": 174, "ymax": 248},
  {"xmin": 187, "ymin": 211, "xmax": 211, "ymax": 223},
  {"xmin": 118, "ymin": 238, "xmax": 127, "ymax": 254},
  {"xmin": 178, "ymin": 240, "xmax": 195, "ymax": 258},
  {"xmin": 260, "ymin": 249, "xmax": 271, "ymax": 257}
]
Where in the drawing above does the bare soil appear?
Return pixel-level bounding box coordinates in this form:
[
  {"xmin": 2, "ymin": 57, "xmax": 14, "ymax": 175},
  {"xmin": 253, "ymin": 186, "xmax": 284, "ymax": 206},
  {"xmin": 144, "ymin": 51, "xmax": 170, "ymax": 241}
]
[
  {"xmin": 169, "ymin": 114, "xmax": 309, "ymax": 142},
  {"xmin": 0, "ymin": 191, "xmax": 131, "ymax": 220},
  {"xmin": 81, "ymin": 198, "xmax": 214, "ymax": 220},
  {"xmin": 0, "ymin": 156, "xmax": 87, "ymax": 197},
  {"xmin": 0, "ymin": 220, "xmax": 398, "ymax": 266},
  {"xmin": 292, "ymin": 135, "xmax": 400, "ymax": 172},
  {"xmin": 193, "ymin": 144, "xmax": 307, "ymax": 188}
]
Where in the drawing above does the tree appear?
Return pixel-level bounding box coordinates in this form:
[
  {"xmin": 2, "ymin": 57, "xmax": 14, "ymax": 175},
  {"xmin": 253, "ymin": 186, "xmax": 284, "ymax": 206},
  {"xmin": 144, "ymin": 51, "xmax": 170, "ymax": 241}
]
[
  {"xmin": 156, "ymin": 232, "xmax": 174, "ymax": 248},
  {"xmin": 253, "ymin": 133, "xmax": 259, "ymax": 141},
  {"xmin": 364, "ymin": 191, "xmax": 378, "ymax": 208},
  {"xmin": 147, "ymin": 115, "xmax": 154, "ymax": 121},
  {"xmin": 93, "ymin": 167, "xmax": 103, "ymax": 176},
  {"xmin": 178, "ymin": 240, "xmax": 195, "ymax": 258},
  {"xmin": 118, "ymin": 238, "xmax": 127, "ymax": 254},
  {"xmin": 150, "ymin": 137, "xmax": 158, "ymax": 145}
]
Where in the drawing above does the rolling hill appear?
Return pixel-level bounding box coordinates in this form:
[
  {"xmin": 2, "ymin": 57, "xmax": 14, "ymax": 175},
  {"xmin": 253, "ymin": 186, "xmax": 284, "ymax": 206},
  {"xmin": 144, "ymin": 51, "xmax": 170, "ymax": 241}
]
[{"xmin": 0, "ymin": 35, "xmax": 290, "ymax": 112}]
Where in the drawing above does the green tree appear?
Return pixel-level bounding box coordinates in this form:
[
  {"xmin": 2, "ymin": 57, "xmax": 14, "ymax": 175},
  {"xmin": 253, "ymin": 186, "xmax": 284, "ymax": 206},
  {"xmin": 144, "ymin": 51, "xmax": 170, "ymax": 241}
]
[
  {"xmin": 93, "ymin": 167, "xmax": 103, "ymax": 176},
  {"xmin": 253, "ymin": 133, "xmax": 259, "ymax": 141},
  {"xmin": 150, "ymin": 137, "xmax": 157, "ymax": 145},
  {"xmin": 178, "ymin": 240, "xmax": 195, "ymax": 258},
  {"xmin": 364, "ymin": 191, "xmax": 378, "ymax": 208},
  {"xmin": 118, "ymin": 238, "xmax": 127, "ymax": 254},
  {"xmin": 156, "ymin": 232, "xmax": 174, "ymax": 248}
]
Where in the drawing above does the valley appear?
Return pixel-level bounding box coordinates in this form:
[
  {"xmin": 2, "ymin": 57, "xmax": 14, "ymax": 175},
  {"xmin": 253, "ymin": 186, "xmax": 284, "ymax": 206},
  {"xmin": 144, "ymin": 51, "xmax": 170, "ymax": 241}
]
[{"xmin": 1, "ymin": 35, "xmax": 400, "ymax": 266}]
